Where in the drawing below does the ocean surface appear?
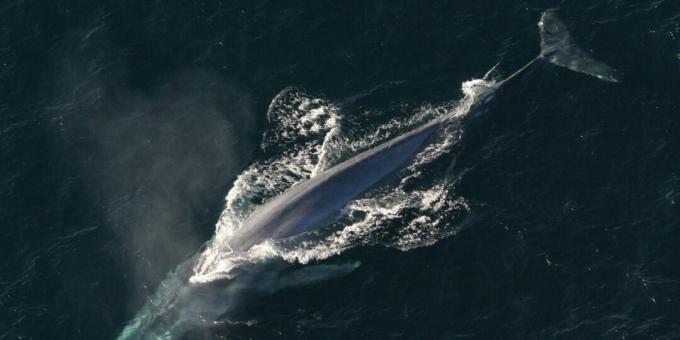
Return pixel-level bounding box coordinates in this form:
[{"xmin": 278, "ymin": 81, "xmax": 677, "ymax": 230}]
[{"xmin": 2, "ymin": 0, "xmax": 680, "ymax": 339}]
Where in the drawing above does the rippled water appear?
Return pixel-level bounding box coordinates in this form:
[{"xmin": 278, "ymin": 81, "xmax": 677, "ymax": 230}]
[{"xmin": 2, "ymin": 1, "xmax": 680, "ymax": 339}]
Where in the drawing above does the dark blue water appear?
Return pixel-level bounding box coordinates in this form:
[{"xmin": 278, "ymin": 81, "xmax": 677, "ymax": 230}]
[{"xmin": 2, "ymin": 1, "xmax": 680, "ymax": 339}]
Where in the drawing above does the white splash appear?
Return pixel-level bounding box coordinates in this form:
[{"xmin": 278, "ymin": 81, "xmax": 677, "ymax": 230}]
[{"xmin": 191, "ymin": 88, "xmax": 342, "ymax": 283}]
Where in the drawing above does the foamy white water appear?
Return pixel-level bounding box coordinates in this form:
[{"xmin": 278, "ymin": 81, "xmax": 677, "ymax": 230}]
[{"xmin": 191, "ymin": 88, "xmax": 343, "ymax": 283}]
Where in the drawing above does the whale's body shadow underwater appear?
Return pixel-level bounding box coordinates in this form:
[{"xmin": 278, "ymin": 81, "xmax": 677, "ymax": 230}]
[{"xmin": 118, "ymin": 10, "xmax": 619, "ymax": 339}]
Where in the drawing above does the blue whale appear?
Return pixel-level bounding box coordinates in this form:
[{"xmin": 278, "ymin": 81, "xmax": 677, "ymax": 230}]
[{"xmin": 117, "ymin": 10, "xmax": 619, "ymax": 340}]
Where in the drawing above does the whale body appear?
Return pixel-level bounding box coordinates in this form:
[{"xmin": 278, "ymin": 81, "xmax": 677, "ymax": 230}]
[{"xmin": 229, "ymin": 115, "xmax": 448, "ymax": 252}]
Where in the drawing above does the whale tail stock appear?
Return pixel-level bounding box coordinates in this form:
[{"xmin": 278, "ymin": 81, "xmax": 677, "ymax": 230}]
[{"xmin": 538, "ymin": 8, "xmax": 619, "ymax": 82}]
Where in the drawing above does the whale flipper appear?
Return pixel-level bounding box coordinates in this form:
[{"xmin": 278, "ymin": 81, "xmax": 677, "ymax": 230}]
[
  {"xmin": 539, "ymin": 9, "xmax": 619, "ymax": 82},
  {"xmin": 278, "ymin": 262, "xmax": 361, "ymax": 288}
]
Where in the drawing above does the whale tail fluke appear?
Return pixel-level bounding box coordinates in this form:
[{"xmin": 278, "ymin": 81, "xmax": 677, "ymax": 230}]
[{"xmin": 539, "ymin": 9, "xmax": 619, "ymax": 82}]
